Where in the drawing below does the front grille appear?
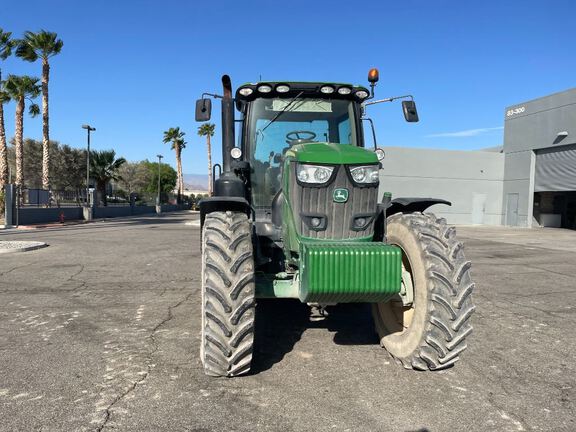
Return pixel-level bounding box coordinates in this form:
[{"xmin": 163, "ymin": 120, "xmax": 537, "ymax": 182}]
[{"xmin": 289, "ymin": 165, "xmax": 378, "ymax": 239}]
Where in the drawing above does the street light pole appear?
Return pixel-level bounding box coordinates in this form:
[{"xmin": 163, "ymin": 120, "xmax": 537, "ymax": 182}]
[
  {"xmin": 156, "ymin": 154, "xmax": 163, "ymax": 207},
  {"xmin": 82, "ymin": 124, "xmax": 96, "ymax": 206}
]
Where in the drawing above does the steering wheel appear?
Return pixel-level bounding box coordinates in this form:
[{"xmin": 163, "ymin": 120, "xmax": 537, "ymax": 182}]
[{"xmin": 286, "ymin": 130, "xmax": 317, "ymax": 145}]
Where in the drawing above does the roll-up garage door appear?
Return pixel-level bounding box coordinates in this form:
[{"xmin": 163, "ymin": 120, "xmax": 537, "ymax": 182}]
[{"xmin": 534, "ymin": 144, "xmax": 576, "ymax": 192}]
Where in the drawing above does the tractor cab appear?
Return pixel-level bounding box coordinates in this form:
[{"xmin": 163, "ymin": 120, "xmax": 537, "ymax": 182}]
[{"xmin": 235, "ymin": 83, "xmax": 370, "ymax": 209}]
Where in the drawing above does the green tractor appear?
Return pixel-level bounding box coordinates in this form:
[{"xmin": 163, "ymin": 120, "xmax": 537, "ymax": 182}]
[{"xmin": 195, "ymin": 69, "xmax": 475, "ymax": 377}]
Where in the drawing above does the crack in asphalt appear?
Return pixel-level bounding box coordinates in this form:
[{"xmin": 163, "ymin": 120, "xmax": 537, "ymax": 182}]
[
  {"xmin": 494, "ymin": 296, "xmax": 571, "ymax": 320},
  {"xmin": 0, "ymin": 263, "xmax": 34, "ymax": 277},
  {"xmin": 487, "ymin": 392, "xmax": 531, "ymax": 431},
  {"xmin": 474, "ymin": 290, "xmax": 572, "ymax": 321},
  {"xmin": 464, "ymin": 361, "xmax": 531, "ymax": 431},
  {"xmin": 68, "ymin": 264, "xmax": 88, "ymax": 292},
  {"xmin": 94, "ymin": 292, "xmax": 193, "ymax": 432},
  {"xmin": 0, "ymin": 263, "xmax": 87, "ymax": 293},
  {"xmin": 529, "ymin": 264, "xmax": 576, "ymax": 279}
]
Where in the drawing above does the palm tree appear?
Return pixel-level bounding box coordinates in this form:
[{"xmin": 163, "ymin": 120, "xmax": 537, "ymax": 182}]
[
  {"xmin": 197, "ymin": 123, "xmax": 215, "ymax": 196},
  {"xmin": 0, "ymin": 28, "xmax": 15, "ymax": 190},
  {"xmin": 162, "ymin": 127, "xmax": 186, "ymax": 200},
  {"xmin": 16, "ymin": 30, "xmax": 63, "ymax": 190},
  {"xmin": 89, "ymin": 150, "xmax": 126, "ymax": 207},
  {"xmin": 3, "ymin": 75, "xmax": 40, "ymax": 187}
]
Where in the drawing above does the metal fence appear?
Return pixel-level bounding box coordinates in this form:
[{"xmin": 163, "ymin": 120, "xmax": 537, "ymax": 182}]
[
  {"xmin": 18, "ymin": 188, "xmax": 188, "ymax": 208},
  {"xmin": 105, "ymin": 192, "xmax": 130, "ymax": 207},
  {"xmin": 133, "ymin": 192, "xmax": 181, "ymax": 206},
  {"xmin": 20, "ymin": 188, "xmax": 86, "ymax": 207}
]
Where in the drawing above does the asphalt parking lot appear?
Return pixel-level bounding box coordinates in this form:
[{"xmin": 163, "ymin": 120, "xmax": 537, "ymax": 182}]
[{"xmin": 0, "ymin": 212, "xmax": 574, "ymax": 431}]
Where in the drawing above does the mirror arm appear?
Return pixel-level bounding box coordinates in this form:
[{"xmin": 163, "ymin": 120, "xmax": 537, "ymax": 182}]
[
  {"xmin": 363, "ymin": 94, "xmax": 414, "ymax": 107},
  {"xmin": 362, "ymin": 117, "xmax": 378, "ymax": 149},
  {"xmin": 202, "ymin": 92, "xmax": 224, "ymax": 100}
]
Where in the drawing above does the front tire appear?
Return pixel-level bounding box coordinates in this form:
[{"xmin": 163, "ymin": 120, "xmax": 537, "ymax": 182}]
[
  {"xmin": 372, "ymin": 213, "xmax": 475, "ymax": 370},
  {"xmin": 201, "ymin": 211, "xmax": 255, "ymax": 377}
]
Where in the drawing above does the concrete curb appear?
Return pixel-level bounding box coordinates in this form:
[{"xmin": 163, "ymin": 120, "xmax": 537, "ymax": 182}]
[
  {"xmin": 16, "ymin": 221, "xmax": 89, "ymax": 230},
  {"xmin": 0, "ymin": 241, "xmax": 49, "ymax": 254}
]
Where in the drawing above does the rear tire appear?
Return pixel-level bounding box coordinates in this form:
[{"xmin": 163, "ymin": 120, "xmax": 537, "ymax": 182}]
[
  {"xmin": 201, "ymin": 211, "xmax": 255, "ymax": 377},
  {"xmin": 372, "ymin": 212, "xmax": 475, "ymax": 370}
]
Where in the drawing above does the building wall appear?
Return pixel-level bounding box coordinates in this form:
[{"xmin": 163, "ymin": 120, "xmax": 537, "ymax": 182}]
[
  {"xmin": 504, "ymin": 88, "xmax": 576, "ymax": 153},
  {"xmin": 375, "ymin": 89, "xmax": 576, "ymax": 228},
  {"xmin": 379, "ymin": 147, "xmax": 505, "ymax": 225},
  {"xmin": 18, "ymin": 207, "xmax": 83, "ymax": 225},
  {"xmin": 502, "ymin": 150, "xmax": 535, "ymax": 227},
  {"xmin": 503, "ymin": 88, "xmax": 576, "ymax": 226}
]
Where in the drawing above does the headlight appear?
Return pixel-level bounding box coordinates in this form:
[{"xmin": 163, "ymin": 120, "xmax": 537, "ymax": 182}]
[
  {"xmin": 257, "ymin": 85, "xmax": 272, "ymax": 93},
  {"xmin": 276, "ymin": 84, "xmax": 290, "ymax": 93},
  {"xmin": 297, "ymin": 164, "xmax": 335, "ymax": 184},
  {"xmin": 238, "ymin": 87, "xmax": 253, "ymax": 96},
  {"xmin": 349, "ymin": 165, "xmax": 379, "ymax": 184}
]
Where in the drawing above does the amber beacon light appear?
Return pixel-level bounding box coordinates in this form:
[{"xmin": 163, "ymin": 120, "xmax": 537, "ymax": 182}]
[{"xmin": 368, "ymin": 68, "xmax": 379, "ymax": 83}]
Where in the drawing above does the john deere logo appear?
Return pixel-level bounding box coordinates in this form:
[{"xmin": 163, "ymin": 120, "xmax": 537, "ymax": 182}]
[{"xmin": 333, "ymin": 188, "xmax": 349, "ymax": 203}]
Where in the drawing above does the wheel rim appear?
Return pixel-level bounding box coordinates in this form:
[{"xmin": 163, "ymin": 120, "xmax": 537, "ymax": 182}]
[{"xmin": 375, "ymin": 249, "xmax": 415, "ymax": 335}]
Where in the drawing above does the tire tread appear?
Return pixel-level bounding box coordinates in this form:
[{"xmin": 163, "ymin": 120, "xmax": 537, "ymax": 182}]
[
  {"xmin": 377, "ymin": 212, "xmax": 475, "ymax": 371},
  {"xmin": 201, "ymin": 211, "xmax": 255, "ymax": 377}
]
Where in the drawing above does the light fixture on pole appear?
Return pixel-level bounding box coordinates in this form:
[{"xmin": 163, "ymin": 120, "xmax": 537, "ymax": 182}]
[
  {"xmin": 156, "ymin": 154, "xmax": 163, "ymax": 207},
  {"xmin": 82, "ymin": 124, "xmax": 96, "ymax": 206}
]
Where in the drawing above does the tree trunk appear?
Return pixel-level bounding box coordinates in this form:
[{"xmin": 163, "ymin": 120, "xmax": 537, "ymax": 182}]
[
  {"xmin": 207, "ymin": 134, "xmax": 212, "ymax": 196},
  {"xmin": 0, "ymin": 80, "xmax": 7, "ymax": 189},
  {"xmin": 176, "ymin": 145, "xmax": 183, "ymax": 203},
  {"xmin": 41, "ymin": 59, "xmax": 50, "ymax": 190},
  {"xmin": 0, "ymin": 100, "xmax": 7, "ymax": 188},
  {"xmin": 14, "ymin": 97, "xmax": 24, "ymax": 187},
  {"xmin": 98, "ymin": 180, "xmax": 107, "ymax": 207}
]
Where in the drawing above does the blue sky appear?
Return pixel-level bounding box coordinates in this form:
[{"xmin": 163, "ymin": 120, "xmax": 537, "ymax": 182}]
[{"xmin": 2, "ymin": 0, "xmax": 575, "ymax": 174}]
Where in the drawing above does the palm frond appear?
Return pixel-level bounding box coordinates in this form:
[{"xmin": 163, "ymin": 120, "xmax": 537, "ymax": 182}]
[
  {"xmin": 0, "ymin": 90, "xmax": 10, "ymax": 104},
  {"xmin": 16, "ymin": 30, "xmax": 63, "ymax": 61},
  {"xmin": 198, "ymin": 123, "xmax": 216, "ymax": 137},
  {"xmin": 176, "ymin": 138, "xmax": 186, "ymax": 149},
  {"xmin": 3, "ymin": 75, "xmax": 41, "ymax": 100},
  {"xmin": 0, "ymin": 28, "xmax": 15, "ymax": 60},
  {"xmin": 28, "ymin": 103, "xmax": 40, "ymax": 117},
  {"xmin": 15, "ymin": 39, "xmax": 38, "ymax": 62}
]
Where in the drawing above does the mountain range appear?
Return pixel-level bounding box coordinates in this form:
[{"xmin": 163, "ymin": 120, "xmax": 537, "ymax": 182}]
[{"xmin": 183, "ymin": 174, "xmax": 209, "ymax": 191}]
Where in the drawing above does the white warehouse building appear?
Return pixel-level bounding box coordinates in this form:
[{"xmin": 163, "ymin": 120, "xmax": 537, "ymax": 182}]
[{"xmin": 378, "ymin": 88, "xmax": 576, "ymax": 229}]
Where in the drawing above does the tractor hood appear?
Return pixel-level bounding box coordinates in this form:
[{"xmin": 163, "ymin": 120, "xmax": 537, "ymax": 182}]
[{"xmin": 286, "ymin": 143, "xmax": 378, "ymax": 165}]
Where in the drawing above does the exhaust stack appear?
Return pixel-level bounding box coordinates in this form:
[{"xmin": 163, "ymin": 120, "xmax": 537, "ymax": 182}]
[
  {"xmin": 212, "ymin": 74, "xmax": 244, "ymax": 199},
  {"xmin": 221, "ymin": 75, "xmax": 235, "ymax": 174}
]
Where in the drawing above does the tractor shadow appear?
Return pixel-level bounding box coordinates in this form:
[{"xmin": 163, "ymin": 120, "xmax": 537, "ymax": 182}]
[{"xmin": 251, "ymin": 300, "xmax": 379, "ymax": 374}]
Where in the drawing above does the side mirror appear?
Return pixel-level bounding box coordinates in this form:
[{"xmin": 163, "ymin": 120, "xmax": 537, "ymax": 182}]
[
  {"xmin": 402, "ymin": 100, "xmax": 419, "ymax": 122},
  {"xmin": 195, "ymin": 98, "xmax": 212, "ymax": 122}
]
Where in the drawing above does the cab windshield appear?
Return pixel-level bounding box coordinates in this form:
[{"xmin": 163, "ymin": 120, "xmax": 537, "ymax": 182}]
[{"xmin": 247, "ymin": 97, "xmax": 359, "ymax": 207}]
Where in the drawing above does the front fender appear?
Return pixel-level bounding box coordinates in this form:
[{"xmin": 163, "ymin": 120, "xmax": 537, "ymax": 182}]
[
  {"xmin": 373, "ymin": 197, "xmax": 451, "ymax": 242},
  {"xmin": 386, "ymin": 197, "xmax": 451, "ymax": 216},
  {"xmin": 199, "ymin": 197, "xmax": 251, "ymax": 229}
]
